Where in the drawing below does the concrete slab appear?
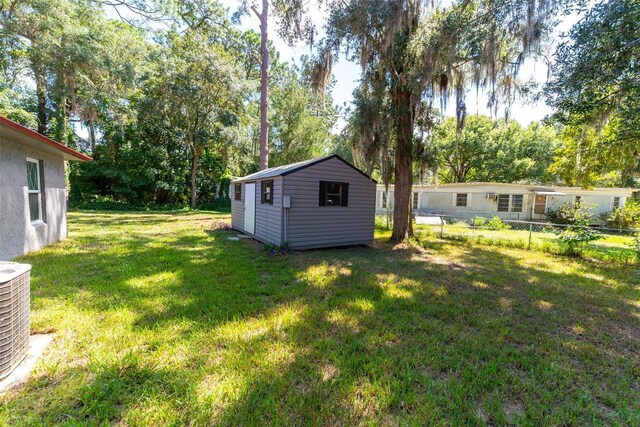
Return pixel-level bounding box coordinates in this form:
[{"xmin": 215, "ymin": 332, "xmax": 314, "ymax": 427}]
[{"xmin": 0, "ymin": 334, "xmax": 53, "ymax": 394}]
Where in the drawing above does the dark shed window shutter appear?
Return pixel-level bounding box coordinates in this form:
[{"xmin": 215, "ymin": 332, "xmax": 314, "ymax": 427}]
[
  {"xmin": 39, "ymin": 159, "xmax": 47, "ymax": 222},
  {"xmin": 319, "ymin": 181, "xmax": 327, "ymax": 206},
  {"xmin": 341, "ymin": 183, "xmax": 349, "ymax": 207}
]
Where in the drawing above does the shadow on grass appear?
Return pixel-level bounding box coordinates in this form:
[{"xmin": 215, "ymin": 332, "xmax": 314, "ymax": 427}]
[{"xmin": 4, "ymin": 212, "xmax": 639, "ymax": 425}]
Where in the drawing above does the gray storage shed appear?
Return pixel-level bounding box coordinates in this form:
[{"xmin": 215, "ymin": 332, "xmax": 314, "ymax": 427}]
[{"xmin": 231, "ymin": 154, "xmax": 376, "ymax": 249}]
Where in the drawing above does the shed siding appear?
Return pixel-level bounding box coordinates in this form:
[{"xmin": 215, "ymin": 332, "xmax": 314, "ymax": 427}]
[
  {"xmin": 254, "ymin": 177, "xmax": 283, "ymax": 246},
  {"xmin": 283, "ymin": 157, "xmax": 375, "ymax": 249},
  {"xmin": 230, "ymin": 183, "xmax": 244, "ymax": 231}
]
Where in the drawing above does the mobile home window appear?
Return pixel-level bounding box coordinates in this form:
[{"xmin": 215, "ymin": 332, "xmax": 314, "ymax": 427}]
[
  {"xmin": 613, "ymin": 196, "xmax": 621, "ymax": 209},
  {"xmin": 497, "ymin": 194, "xmax": 510, "ymax": 212},
  {"xmin": 234, "ymin": 183, "xmax": 242, "ymax": 201},
  {"xmin": 455, "ymin": 193, "xmax": 468, "ymax": 207},
  {"xmin": 319, "ymin": 181, "xmax": 349, "ymax": 207},
  {"xmin": 26, "ymin": 158, "xmax": 43, "ymax": 222},
  {"xmin": 261, "ymin": 180, "xmax": 273, "ymax": 204},
  {"xmin": 412, "ymin": 192, "xmax": 419, "ymax": 209},
  {"xmin": 511, "ymin": 195, "xmax": 523, "ymax": 212}
]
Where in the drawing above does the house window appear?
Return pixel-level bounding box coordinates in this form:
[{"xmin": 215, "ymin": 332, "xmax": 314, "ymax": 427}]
[
  {"xmin": 511, "ymin": 195, "xmax": 523, "ymax": 212},
  {"xmin": 234, "ymin": 183, "xmax": 242, "ymax": 201},
  {"xmin": 319, "ymin": 181, "xmax": 349, "ymax": 206},
  {"xmin": 413, "ymin": 192, "xmax": 419, "ymax": 209},
  {"xmin": 455, "ymin": 193, "xmax": 468, "ymax": 207},
  {"xmin": 497, "ymin": 194, "xmax": 510, "ymax": 212},
  {"xmin": 613, "ymin": 196, "xmax": 621, "ymax": 209},
  {"xmin": 261, "ymin": 180, "xmax": 273, "ymax": 204},
  {"xmin": 26, "ymin": 158, "xmax": 43, "ymax": 222}
]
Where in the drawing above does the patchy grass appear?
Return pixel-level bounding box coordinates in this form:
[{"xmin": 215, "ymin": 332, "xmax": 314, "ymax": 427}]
[
  {"xmin": 411, "ymin": 221, "xmax": 639, "ymax": 265},
  {"xmin": 1, "ymin": 211, "xmax": 639, "ymax": 425}
]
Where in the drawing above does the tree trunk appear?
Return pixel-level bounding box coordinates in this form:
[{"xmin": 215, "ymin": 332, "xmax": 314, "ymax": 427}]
[
  {"xmin": 89, "ymin": 121, "xmax": 97, "ymax": 154},
  {"xmin": 390, "ymin": 89, "xmax": 414, "ymax": 243},
  {"xmin": 258, "ymin": 0, "xmax": 269, "ymax": 170},
  {"xmin": 35, "ymin": 69, "xmax": 47, "ymax": 135},
  {"xmin": 190, "ymin": 146, "xmax": 202, "ymax": 209}
]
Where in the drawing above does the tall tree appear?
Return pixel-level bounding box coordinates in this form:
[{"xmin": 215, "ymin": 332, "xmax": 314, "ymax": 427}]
[
  {"xmin": 311, "ymin": 0, "xmax": 577, "ymax": 242},
  {"xmin": 545, "ymin": 0, "xmax": 640, "ymax": 186},
  {"xmin": 147, "ymin": 30, "xmax": 250, "ymax": 207}
]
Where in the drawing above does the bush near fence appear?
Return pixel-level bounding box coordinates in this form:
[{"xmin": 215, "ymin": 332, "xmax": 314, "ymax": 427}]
[{"xmin": 376, "ymin": 214, "xmax": 640, "ymax": 265}]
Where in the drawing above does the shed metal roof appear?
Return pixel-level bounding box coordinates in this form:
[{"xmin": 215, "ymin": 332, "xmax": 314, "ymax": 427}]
[{"xmin": 232, "ymin": 154, "xmax": 376, "ymax": 182}]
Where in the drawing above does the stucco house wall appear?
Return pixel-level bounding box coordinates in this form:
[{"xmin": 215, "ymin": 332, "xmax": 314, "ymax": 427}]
[{"xmin": 0, "ymin": 116, "xmax": 91, "ymax": 260}]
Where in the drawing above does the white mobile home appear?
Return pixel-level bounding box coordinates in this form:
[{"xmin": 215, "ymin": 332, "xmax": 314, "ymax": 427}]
[
  {"xmin": 231, "ymin": 155, "xmax": 376, "ymax": 249},
  {"xmin": 0, "ymin": 115, "xmax": 91, "ymax": 260},
  {"xmin": 376, "ymin": 182, "xmax": 637, "ymax": 222}
]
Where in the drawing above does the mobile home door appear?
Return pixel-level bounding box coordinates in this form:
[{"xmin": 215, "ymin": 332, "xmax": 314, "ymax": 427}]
[{"xmin": 244, "ymin": 182, "xmax": 255, "ymax": 234}]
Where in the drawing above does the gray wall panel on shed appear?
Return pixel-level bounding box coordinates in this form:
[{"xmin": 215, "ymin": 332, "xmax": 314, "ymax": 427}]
[
  {"xmin": 230, "ymin": 183, "xmax": 245, "ymax": 232},
  {"xmin": 0, "ymin": 137, "xmax": 68, "ymax": 260},
  {"xmin": 282, "ymin": 156, "xmax": 375, "ymax": 249},
  {"xmin": 254, "ymin": 177, "xmax": 282, "ymax": 246}
]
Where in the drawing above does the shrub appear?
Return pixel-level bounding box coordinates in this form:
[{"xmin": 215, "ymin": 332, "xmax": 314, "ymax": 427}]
[
  {"xmin": 485, "ymin": 216, "xmax": 510, "ymax": 230},
  {"xmin": 601, "ymin": 199, "xmax": 640, "ymax": 229},
  {"xmin": 547, "ymin": 202, "xmax": 596, "ymax": 225},
  {"xmin": 555, "ymin": 226, "xmax": 602, "ymax": 257},
  {"xmin": 549, "ymin": 203, "xmax": 601, "ymax": 256},
  {"xmin": 471, "ymin": 216, "xmax": 487, "ymax": 227}
]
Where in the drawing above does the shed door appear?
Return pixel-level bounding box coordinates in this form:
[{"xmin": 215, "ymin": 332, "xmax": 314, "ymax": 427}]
[
  {"xmin": 534, "ymin": 195, "xmax": 547, "ymax": 215},
  {"xmin": 244, "ymin": 182, "xmax": 255, "ymax": 234}
]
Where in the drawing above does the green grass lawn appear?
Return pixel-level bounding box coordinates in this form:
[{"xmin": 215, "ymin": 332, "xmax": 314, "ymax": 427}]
[{"xmin": 2, "ymin": 211, "xmax": 639, "ymax": 425}]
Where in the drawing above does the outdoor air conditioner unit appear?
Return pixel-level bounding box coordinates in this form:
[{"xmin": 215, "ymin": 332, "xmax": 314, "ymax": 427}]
[
  {"xmin": 0, "ymin": 262, "xmax": 31, "ymax": 380},
  {"xmin": 486, "ymin": 193, "xmax": 498, "ymax": 200}
]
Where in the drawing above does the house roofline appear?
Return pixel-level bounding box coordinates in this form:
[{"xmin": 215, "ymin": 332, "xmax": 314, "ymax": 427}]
[
  {"xmin": 0, "ymin": 115, "xmax": 92, "ymax": 162},
  {"xmin": 377, "ymin": 182, "xmax": 637, "ymax": 193}
]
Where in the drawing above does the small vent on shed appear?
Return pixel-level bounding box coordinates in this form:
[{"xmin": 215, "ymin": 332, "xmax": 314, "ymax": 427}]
[{"xmin": 0, "ymin": 262, "xmax": 31, "ymax": 380}]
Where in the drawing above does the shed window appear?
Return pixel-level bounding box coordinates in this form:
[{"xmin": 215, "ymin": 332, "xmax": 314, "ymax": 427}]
[
  {"xmin": 413, "ymin": 192, "xmax": 419, "ymax": 209},
  {"xmin": 497, "ymin": 194, "xmax": 510, "ymax": 212},
  {"xmin": 234, "ymin": 183, "xmax": 242, "ymax": 201},
  {"xmin": 455, "ymin": 193, "xmax": 468, "ymax": 207},
  {"xmin": 319, "ymin": 181, "xmax": 349, "ymax": 207},
  {"xmin": 511, "ymin": 195, "xmax": 523, "ymax": 212},
  {"xmin": 261, "ymin": 180, "xmax": 273, "ymax": 204},
  {"xmin": 26, "ymin": 158, "xmax": 44, "ymax": 222},
  {"xmin": 613, "ymin": 196, "xmax": 621, "ymax": 209}
]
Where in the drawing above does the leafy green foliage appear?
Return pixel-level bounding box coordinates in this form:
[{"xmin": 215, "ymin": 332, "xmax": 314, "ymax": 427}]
[
  {"xmin": 548, "ymin": 202, "xmax": 602, "ymax": 256},
  {"xmin": 433, "ymin": 115, "xmax": 558, "ymax": 183},
  {"xmin": 601, "ymin": 199, "xmax": 640, "ymax": 229},
  {"xmin": 545, "ymin": 0, "xmax": 640, "ymax": 187}
]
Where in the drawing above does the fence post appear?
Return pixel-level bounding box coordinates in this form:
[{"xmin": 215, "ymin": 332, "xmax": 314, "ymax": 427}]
[{"xmin": 528, "ymin": 222, "xmax": 533, "ymax": 250}]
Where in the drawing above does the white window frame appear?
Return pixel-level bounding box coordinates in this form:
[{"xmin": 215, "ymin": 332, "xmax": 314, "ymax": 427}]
[
  {"xmin": 26, "ymin": 157, "xmax": 43, "ymax": 223},
  {"xmin": 412, "ymin": 192, "xmax": 419, "ymax": 210},
  {"xmin": 497, "ymin": 194, "xmax": 510, "ymax": 212},
  {"xmin": 452, "ymin": 193, "xmax": 471, "ymax": 207},
  {"xmin": 611, "ymin": 196, "xmax": 622, "ymax": 210},
  {"xmin": 511, "ymin": 194, "xmax": 524, "ymax": 212}
]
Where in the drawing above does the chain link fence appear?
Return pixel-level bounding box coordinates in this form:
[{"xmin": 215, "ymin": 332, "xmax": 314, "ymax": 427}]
[{"xmin": 376, "ymin": 213, "xmax": 640, "ymax": 264}]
